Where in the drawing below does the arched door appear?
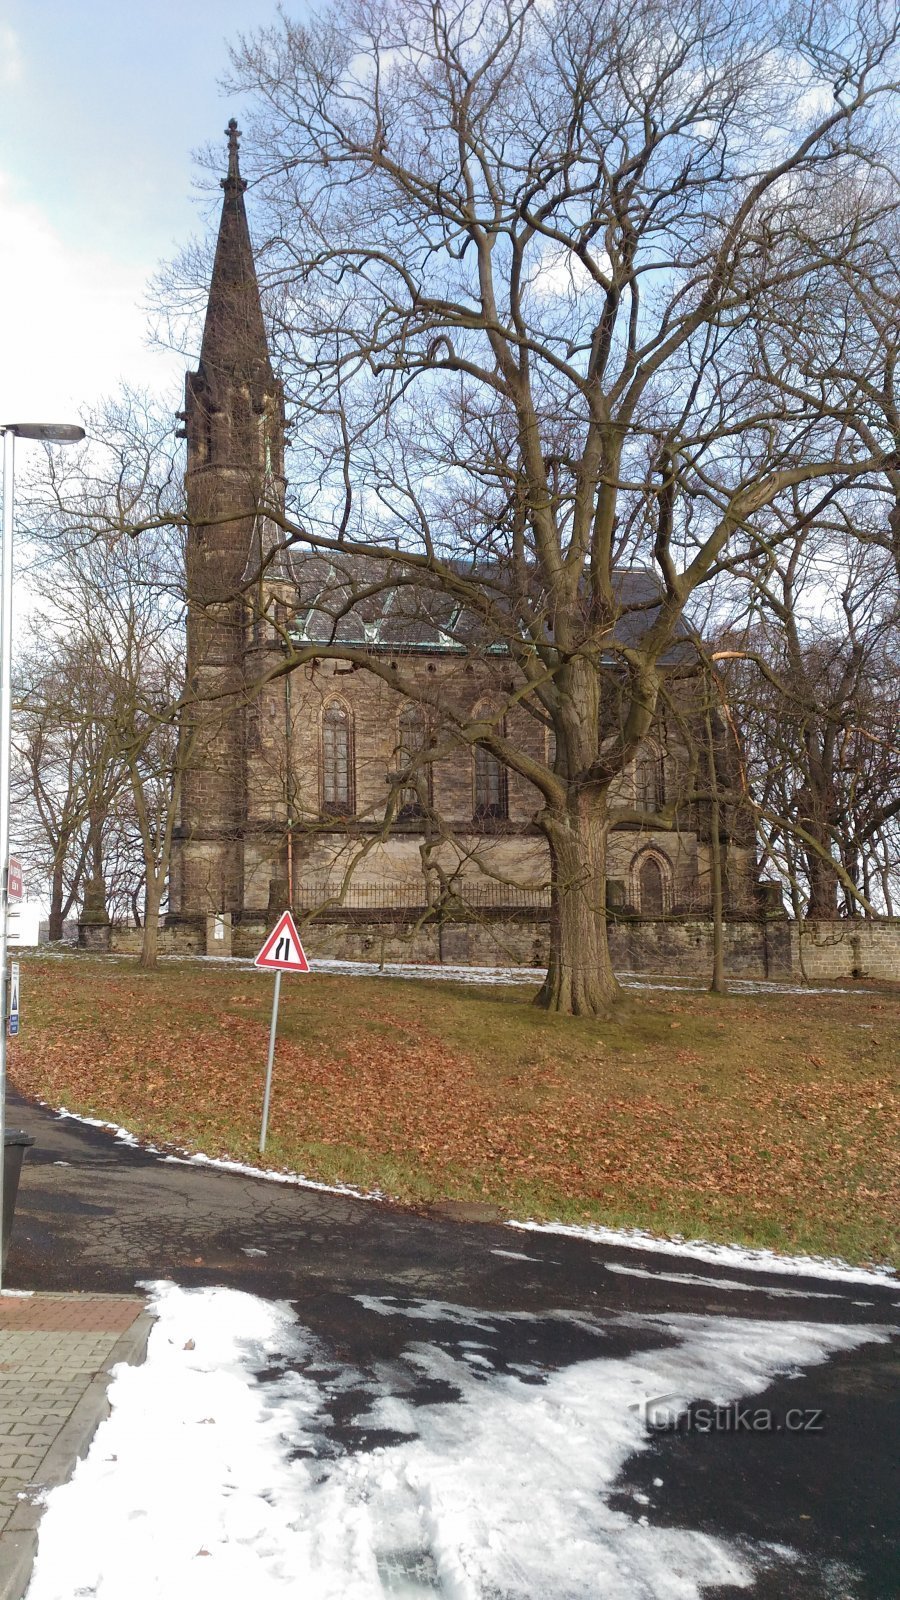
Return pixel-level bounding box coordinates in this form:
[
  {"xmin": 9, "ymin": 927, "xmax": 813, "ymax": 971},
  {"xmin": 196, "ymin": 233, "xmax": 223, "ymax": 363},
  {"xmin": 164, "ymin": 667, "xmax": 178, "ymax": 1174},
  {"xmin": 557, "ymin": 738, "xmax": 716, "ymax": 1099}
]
[{"xmin": 639, "ymin": 855, "xmax": 665, "ymax": 915}]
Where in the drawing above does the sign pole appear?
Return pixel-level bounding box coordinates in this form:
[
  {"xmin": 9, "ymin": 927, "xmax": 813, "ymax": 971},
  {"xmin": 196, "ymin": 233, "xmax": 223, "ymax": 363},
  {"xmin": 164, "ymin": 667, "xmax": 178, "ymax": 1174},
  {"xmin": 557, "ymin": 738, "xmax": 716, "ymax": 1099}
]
[
  {"xmin": 0, "ymin": 431, "xmax": 16, "ymax": 1291},
  {"xmin": 253, "ymin": 909, "xmax": 309, "ymax": 1155},
  {"xmin": 259, "ymin": 970, "xmax": 282, "ymax": 1154}
]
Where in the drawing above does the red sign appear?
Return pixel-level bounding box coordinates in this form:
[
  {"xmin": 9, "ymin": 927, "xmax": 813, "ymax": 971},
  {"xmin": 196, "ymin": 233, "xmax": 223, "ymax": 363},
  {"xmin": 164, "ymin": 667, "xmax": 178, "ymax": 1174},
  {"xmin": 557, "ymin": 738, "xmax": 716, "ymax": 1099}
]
[
  {"xmin": 254, "ymin": 910, "xmax": 309, "ymax": 972},
  {"xmin": 6, "ymin": 859, "xmax": 22, "ymax": 902}
]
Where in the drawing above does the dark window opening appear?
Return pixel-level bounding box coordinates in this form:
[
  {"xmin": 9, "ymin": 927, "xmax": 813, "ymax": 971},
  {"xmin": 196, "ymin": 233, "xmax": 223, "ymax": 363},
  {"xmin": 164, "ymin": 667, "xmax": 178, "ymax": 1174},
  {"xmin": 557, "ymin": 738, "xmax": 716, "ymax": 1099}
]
[
  {"xmin": 397, "ymin": 706, "xmax": 431, "ymax": 818},
  {"xmin": 636, "ymin": 750, "xmax": 666, "ymax": 811},
  {"xmin": 639, "ymin": 856, "xmax": 665, "ymax": 915},
  {"xmin": 474, "ymin": 741, "xmax": 508, "ymax": 821},
  {"xmin": 322, "ymin": 702, "xmax": 354, "ymax": 816}
]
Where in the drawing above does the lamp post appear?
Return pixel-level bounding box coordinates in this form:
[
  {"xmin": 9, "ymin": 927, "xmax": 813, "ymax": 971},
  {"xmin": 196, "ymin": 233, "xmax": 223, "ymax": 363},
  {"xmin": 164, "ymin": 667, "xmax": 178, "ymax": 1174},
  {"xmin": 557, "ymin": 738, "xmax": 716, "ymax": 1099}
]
[{"xmin": 0, "ymin": 423, "xmax": 84, "ymax": 1287}]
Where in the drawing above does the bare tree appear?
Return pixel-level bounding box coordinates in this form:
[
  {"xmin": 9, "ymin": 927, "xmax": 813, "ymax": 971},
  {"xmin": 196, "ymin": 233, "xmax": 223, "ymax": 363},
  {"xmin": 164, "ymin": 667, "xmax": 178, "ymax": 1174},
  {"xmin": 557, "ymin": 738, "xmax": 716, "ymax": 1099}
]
[
  {"xmin": 23, "ymin": 394, "xmax": 191, "ymax": 967},
  {"xmin": 12, "ymin": 631, "xmax": 132, "ymax": 941},
  {"xmin": 714, "ymin": 522, "xmax": 900, "ymax": 917},
  {"xmin": 157, "ymin": 0, "xmax": 898, "ymax": 1013}
]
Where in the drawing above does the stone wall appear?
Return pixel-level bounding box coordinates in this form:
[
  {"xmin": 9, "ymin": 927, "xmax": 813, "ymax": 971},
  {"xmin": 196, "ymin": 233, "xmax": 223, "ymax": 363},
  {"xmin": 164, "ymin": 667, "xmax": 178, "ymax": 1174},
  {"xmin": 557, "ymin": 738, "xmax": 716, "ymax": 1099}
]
[
  {"xmin": 607, "ymin": 917, "xmax": 794, "ymax": 978},
  {"xmin": 100, "ymin": 911, "xmax": 900, "ymax": 982},
  {"xmin": 792, "ymin": 920, "xmax": 900, "ymax": 981}
]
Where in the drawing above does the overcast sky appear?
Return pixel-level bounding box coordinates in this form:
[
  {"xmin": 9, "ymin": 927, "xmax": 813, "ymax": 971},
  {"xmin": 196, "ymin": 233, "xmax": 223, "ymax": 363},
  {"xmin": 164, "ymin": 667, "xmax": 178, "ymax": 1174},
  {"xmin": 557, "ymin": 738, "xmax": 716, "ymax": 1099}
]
[{"xmin": 0, "ymin": 0, "xmax": 297, "ymax": 424}]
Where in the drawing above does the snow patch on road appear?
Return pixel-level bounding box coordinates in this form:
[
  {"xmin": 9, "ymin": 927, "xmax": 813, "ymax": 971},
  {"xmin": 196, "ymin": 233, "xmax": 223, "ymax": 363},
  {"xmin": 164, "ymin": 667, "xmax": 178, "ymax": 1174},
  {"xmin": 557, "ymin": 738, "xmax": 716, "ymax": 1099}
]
[
  {"xmin": 159, "ymin": 1147, "xmax": 383, "ymax": 1201},
  {"xmin": 510, "ymin": 1219, "xmax": 897, "ymax": 1287},
  {"xmin": 51, "ymin": 1104, "xmax": 143, "ymax": 1149},
  {"xmin": 605, "ymin": 1262, "xmax": 859, "ymax": 1301},
  {"xmin": 25, "ymin": 1283, "xmax": 890, "ymax": 1600}
]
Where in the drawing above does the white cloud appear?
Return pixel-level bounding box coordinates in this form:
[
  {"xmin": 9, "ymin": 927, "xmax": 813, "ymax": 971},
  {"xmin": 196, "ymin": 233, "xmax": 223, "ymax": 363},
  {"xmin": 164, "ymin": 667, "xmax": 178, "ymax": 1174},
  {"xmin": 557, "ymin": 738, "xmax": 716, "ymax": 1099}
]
[
  {"xmin": 0, "ymin": 23, "xmax": 23, "ymax": 87},
  {"xmin": 535, "ymin": 239, "xmax": 609, "ymax": 297},
  {"xmin": 0, "ymin": 169, "xmax": 181, "ymax": 424}
]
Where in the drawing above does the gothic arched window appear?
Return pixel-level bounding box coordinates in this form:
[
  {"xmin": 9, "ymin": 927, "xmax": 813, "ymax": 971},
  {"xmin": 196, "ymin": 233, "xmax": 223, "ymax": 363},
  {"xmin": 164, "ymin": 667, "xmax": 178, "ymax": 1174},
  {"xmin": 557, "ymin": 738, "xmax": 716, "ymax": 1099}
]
[
  {"xmin": 321, "ymin": 701, "xmax": 354, "ymax": 816},
  {"xmin": 397, "ymin": 705, "xmax": 431, "ymax": 818},
  {"xmin": 632, "ymin": 849, "xmax": 672, "ymax": 916},
  {"xmin": 639, "ymin": 856, "xmax": 665, "ymax": 915},
  {"xmin": 474, "ymin": 730, "xmax": 508, "ymax": 821}
]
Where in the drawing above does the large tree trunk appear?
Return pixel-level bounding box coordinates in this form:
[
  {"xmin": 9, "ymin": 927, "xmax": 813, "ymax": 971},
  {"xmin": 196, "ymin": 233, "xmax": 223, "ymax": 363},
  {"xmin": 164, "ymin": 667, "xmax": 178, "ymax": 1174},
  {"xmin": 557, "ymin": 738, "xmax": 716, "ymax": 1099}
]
[
  {"xmin": 536, "ymin": 788, "xmax": 620, "ymax": 1016},
  {"xmin": 139, "ymin": 877, "xmax": 161, "ymax": 969},
  {"xmin": 804, "ymin": 847, "xmax": 840, "ymax": 918},
  {"xmin": 799, "ymin": 760, "xmax": 841, "ymax": 917},
  {"xmin": 706, "ymin": 711, "xmax": 726, "ymax": 994},
  {"xmin": 48, "ymin": 861, "xmax": 65, "ymax": 943}
]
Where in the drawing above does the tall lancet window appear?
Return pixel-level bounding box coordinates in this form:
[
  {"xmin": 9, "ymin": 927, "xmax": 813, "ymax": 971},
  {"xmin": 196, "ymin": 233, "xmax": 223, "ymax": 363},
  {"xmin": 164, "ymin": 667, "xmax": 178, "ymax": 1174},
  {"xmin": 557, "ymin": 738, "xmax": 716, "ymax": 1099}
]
[
  {"xmin": 636, "ymin": 746, "xmax": 666, "ymax": 812},
  {"xmin": 632, "ymin": 849, "xmax": 672, "ymax": 915},
  {"xmin": 322, "ymin": 701, "xmax": 354, "ymax": 816},
  {"xmin": 639, "ymin": 855, "xmax": 665, "ymax": 915},
  {"xmin": 397, "ymin": 705, "xmax": 431, "ymax": 818},
  {"xmin": 474, "ymin": 726, "xmax": 508, "ymax": 821}
]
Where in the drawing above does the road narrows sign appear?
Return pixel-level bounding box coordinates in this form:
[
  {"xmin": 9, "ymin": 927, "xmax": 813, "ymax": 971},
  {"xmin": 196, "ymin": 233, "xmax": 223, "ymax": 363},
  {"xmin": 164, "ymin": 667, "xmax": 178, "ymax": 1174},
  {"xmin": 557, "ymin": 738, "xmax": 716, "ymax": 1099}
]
[
  {"xmin": 254, "ymin": 910, "xmax": 309, "ymax": 972},
  {"xmin": 254, "ymin": 911, "xmax": 311, "ymax": 1154}
]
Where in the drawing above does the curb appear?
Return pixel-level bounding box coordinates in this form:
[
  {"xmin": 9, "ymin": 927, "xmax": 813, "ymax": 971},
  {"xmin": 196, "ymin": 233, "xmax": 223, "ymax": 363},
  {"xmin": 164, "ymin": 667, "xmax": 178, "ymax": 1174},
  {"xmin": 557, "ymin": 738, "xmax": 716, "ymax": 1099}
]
[{"xmin": 0, "ymin": 1303, "xmax": 153, "ymax": 1600}]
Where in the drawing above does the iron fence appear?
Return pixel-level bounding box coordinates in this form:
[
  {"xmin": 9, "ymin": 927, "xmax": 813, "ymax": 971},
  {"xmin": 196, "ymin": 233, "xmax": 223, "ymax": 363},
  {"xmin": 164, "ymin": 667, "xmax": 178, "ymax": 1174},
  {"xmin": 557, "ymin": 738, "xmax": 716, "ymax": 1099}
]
[{"xmin": 294, "ymin": 879, "xmax": 550, "ymax": 912}]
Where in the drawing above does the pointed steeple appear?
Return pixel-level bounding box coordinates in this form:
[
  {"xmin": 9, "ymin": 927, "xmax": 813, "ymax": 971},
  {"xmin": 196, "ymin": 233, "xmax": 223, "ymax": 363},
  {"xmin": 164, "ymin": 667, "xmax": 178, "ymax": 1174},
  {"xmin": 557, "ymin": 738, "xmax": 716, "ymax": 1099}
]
[{"xmin": 198, "ymin": 119, "xmax": 274, "ymax": 395}]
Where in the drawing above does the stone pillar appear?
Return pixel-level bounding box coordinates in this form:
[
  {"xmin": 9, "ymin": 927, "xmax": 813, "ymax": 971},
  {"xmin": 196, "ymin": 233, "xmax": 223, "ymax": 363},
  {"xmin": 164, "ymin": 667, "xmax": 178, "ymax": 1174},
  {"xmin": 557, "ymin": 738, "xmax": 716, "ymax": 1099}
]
[
  {"xmin": 77, "ymin": 877, "xmax": 112, "ymax": 953},
  {"xmin": 205, "ymin": 912, "xmax": 232, "ymax": 957}
]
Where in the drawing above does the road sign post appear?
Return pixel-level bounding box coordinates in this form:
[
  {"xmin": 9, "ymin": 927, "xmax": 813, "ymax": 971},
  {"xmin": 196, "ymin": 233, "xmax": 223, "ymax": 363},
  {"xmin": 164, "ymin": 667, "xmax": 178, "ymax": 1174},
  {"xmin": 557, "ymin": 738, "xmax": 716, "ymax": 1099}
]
[
  {"xmin": 254, "ymin": 911, "xmax": 310, "ymax": 1153},
  {"xmin": 259, "ymin": 971, "xmax": 282, "ymax": 1154}
]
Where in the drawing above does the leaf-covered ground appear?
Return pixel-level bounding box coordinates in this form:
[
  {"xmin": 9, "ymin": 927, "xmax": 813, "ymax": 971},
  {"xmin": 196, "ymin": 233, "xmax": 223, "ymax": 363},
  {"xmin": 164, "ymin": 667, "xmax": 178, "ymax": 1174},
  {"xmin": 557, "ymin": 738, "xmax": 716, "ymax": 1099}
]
[{"xmin": 10, "ymin": 955, "xmax": 899, "ymax": 1265}]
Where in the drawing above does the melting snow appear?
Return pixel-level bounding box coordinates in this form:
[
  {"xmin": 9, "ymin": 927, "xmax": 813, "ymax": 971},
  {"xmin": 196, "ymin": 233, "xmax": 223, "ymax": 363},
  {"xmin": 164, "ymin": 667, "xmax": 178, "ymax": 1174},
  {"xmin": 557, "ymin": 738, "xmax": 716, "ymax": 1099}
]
[
  {"xmin": 510, "ymin": 1220, "xmax": 897, "ymax": 1288},
  {"xmin": 604, "ymin": 1262, "xmax": 856, "ymax": 1300},
  {"xmin": 159, "ymin": 950, "xmax": 883, "ymax": 996},
  {"xmin": 24, "ymin": 1283, "xmax": 891, "ymax": 1600},
  {"xmin": 33, "ymin": 944, "xmax": 885, "ymax": 995}
]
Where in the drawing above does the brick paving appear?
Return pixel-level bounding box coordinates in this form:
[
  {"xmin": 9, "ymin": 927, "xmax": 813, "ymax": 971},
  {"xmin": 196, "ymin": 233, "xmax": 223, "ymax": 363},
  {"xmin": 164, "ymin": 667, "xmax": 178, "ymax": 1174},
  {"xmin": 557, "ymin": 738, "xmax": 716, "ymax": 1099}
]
[{"xmin": 0, "ymin": 1294, "xmax": 150, "ymax": 1598}]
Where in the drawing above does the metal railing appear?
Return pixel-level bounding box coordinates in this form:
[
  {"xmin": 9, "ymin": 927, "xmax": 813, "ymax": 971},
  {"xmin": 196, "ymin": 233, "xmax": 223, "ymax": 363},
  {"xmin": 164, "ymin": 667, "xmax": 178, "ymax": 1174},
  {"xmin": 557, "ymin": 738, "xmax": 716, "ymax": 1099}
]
[{"xmin": 294, "ymin": 879, "xmax": 551, "ymax": 912}]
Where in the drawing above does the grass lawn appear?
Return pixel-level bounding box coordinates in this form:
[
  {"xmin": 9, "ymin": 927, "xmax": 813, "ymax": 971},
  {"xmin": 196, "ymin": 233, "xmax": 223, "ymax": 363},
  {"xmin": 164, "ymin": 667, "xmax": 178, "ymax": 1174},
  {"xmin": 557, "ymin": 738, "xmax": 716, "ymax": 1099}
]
[{"xmin": 9, "ymin": 954, "xmax": 899, "ymax": 1267}]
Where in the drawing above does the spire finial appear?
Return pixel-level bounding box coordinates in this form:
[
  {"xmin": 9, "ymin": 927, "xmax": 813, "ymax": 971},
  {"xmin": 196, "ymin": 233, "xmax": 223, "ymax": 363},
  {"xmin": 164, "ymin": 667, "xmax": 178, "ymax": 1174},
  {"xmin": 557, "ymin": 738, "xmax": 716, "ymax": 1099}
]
[{"xmin": 222, "ymin": 118, "xmax": 247, "ymax": 192}]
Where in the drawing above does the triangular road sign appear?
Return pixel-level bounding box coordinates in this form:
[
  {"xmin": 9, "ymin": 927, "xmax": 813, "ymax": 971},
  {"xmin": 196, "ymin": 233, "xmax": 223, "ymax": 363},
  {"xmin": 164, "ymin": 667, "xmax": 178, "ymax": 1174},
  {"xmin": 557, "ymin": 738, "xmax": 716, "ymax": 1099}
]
[{"xmin": 254, "ymin": 910, "xmax": 310, "ymax": 972}]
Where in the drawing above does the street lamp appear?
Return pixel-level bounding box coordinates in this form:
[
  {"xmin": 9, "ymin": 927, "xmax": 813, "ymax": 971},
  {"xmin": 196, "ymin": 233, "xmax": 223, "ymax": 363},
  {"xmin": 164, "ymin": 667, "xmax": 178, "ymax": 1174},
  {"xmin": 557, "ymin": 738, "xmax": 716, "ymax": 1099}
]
[{"xmin": 0, "ymin": 423, "xmax": 85, "ymax": 1288}]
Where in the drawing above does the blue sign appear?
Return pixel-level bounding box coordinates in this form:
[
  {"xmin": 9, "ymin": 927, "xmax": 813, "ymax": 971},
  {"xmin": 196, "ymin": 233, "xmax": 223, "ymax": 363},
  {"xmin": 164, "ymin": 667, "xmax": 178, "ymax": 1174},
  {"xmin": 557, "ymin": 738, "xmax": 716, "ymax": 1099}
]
[{"xmin": 8, "ymin": 961, "xmax": 19, "ymax": 1038}]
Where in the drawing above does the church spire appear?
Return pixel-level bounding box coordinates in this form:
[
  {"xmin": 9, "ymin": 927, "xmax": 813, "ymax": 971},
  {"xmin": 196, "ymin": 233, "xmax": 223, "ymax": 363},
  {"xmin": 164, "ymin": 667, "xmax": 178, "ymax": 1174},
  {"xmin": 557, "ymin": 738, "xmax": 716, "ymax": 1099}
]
[
  {"xmin": 197, "ymin": 118, "xmax": 273, "ymax": 394},
  {"xmin": 224, "ymin": 117, "xmax": 245, "ymax": 193}
]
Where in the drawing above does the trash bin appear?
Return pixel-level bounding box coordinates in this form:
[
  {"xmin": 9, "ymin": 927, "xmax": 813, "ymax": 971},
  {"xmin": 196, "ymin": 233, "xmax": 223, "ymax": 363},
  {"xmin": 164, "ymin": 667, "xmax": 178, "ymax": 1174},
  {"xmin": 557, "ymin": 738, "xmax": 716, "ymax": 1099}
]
[{"xmin": 3, "ymin": 1131, "xmax": 34, "ymax": 1271}]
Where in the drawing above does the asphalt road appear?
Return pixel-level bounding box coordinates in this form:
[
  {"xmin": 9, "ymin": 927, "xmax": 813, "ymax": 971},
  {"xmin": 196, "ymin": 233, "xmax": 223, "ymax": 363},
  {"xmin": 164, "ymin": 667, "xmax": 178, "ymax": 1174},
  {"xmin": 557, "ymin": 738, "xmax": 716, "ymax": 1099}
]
[{"xmin": 7, "ymin": 1089, "xmax": 899, "ymax": 1599}]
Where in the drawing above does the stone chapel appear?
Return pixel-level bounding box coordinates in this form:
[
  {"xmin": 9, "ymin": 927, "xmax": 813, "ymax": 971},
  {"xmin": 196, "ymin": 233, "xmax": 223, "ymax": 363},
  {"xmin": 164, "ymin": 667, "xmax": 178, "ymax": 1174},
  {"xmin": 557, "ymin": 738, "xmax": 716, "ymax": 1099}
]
[{"xmin": 167, "ymin": 124, "xmax": 760, "ymax": 964}]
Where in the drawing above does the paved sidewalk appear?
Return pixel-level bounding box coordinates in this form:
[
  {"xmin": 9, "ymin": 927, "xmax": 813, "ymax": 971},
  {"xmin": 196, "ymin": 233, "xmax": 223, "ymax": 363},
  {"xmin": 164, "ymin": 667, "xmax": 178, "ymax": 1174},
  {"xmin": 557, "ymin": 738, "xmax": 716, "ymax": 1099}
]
[{"xmin": 0, "ymin": 1293, "xmax": 152, "ymax": 1600}]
